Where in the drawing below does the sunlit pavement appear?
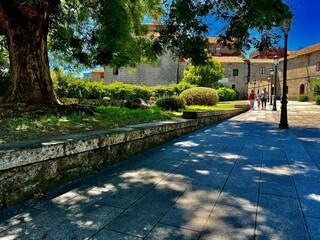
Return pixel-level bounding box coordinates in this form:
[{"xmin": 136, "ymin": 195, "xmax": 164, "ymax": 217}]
[{"xmin": 0, "ymin": 101, "xmax": 319, "ymax": 240}]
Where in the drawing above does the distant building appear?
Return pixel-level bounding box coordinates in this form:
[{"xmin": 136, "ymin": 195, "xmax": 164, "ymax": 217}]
[
  {"xmin": 91, "ymin": 69, "xmax": 104, "ymax": 82},
  {"xmin": 83, "ymin": 72, "xmax": 92, "ymax": 79}
]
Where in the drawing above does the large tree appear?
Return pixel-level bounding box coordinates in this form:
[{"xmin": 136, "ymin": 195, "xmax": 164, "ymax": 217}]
[{"xmin": 0, "ymin": 0, "xmax": 292, "ymax": 110}]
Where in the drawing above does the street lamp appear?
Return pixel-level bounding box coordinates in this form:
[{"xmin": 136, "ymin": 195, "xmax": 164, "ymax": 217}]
[
  {"xmin": 279, "ymin": 16, "xmax": 293, "ymax": 129},
  {"xmin": 273, "ymin": 55, "xmax": 279, "ymax": 111},
  {"xmin": 267, "ymin": 75, "xmax": 271, "ymax": 102},
  {"xmin": 270, "ymin": 68, "xmax": 274, "ymax": 105}
]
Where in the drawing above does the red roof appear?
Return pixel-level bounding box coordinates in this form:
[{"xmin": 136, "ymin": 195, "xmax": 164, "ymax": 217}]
[{"xmin": 91, "ymin": 68, "xmax": 104, "ymax": 73}]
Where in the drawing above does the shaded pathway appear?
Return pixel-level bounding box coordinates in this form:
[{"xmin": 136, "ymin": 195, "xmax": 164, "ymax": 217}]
[{"xmin": 0, "ymin": 101, "xmax": 319, "ymax": 239}]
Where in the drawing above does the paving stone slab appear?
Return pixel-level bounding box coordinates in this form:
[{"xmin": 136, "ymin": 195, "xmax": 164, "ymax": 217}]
[
  {"xmin": 306, "ymin": 217, "xmax": 320, "ymax": 240},
  {"xmin": 145, "ymin": 223, "xmax": 200, "ymax": 240},
  {"xmin": 0, "ymin": 205, "xmax": 42, "ymax": 233},
  {"xmin": 218, "ymin": 177, "xmax": 259, "ymax": 208},
  {"xmin": 91, "ymin": 229, "xmax": 142, "ymax": 239},
  {"xmin": 290, "ymin": 160, "xmax": 320, "ymax": 182},
  {"xmin": 0, "ymin": 194, "xmax": 96, "ymax": 239},
  {"xmin": 41, "ymin": 204, "xmax": 122, "ymax": 240},
  {"xmin": 200, "ymin": 204, "xmax": 256, "ymax": 240},
  {"xmin": 256, "ymin": 194, "xmax": 309, "ymax": 240},
  {"xmin": 295, "ymin": 180, "xmax": 320, "ymax": 218},
  {"xmin": 229, "ymin": 160, "xmax": 261, "ymax": 180},
  {"xmin": 260, "ymin": 173, "xmax": 297, "ymax": 198},
  {"xmin": 160, "ymin": 184, "xmax": 220, "ymax": 231}
]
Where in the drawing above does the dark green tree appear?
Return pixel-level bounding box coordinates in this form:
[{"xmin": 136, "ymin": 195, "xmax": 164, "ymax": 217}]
[{"xmin": 0, "ymin": 0, "xmax": 293, "ymax": 109}]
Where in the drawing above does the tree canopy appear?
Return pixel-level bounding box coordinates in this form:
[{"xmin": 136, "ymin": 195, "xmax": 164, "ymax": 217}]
[{"xmin": 0, "ymin": 0, "xmax": 293, "ymax": 107}]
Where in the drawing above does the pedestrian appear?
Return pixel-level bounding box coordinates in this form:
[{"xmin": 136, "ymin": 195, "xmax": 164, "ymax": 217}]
[
  {"xmin": 248, "ymin": 90, "xmax": 255, "ymax": 109},
  {"xmin": 257, "ymin": 94, "xmax": 261, "ymax": 109},
  {"xmin": 261, "ymin": 87, "xmax": 268, "ymax": 110}
]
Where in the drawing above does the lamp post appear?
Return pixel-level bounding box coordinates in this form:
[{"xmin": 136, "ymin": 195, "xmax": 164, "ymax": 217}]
[
  {"xmin": 270, "ymin": 68, "xmax": 274, "ymax": 105},
  {"xmin": 273, "ymin": 55, "xmax": 279, "ymax": 111},
  {"xmin": 267, "ymin": 75, "xmax": 271, "ymax": 102},
  {"xmin": 253, "ymin": 79, "xmax": 256, "ymax": 94},
  {"xmin": 279, "ymin": 17, "xmax": 293, "ymax": 129}
]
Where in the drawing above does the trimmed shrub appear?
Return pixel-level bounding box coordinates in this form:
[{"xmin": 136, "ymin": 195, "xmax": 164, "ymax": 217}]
[
  {"xmin": 216, "ymin": 87, "xmax": 239, "ymax": 101},
  {"xmin": 315, "ymin": 95, "xmax": 320, "ymax": 105},
  {"xmin": 180, "ymin": 87, "xmax": 219, "ymax": 106},
  {"xmin": 155, "ymin": 96, "xmax": 185, "ymax": 111},
  {"xmin": 298, "ymin": 94, "xmax": 310, "ymax": 102}
]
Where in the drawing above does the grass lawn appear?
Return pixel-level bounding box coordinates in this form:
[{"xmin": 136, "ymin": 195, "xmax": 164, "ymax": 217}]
[{"xmin": 0, "ymin": 104, "xmax": 234, "ymax": 144}]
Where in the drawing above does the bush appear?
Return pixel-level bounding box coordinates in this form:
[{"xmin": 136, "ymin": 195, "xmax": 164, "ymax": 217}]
[
  {"xmin": 51, "ymin": 68, "xmax": 196, "ymax": 100},
  {"xmin": 298, "ymin": 94, "xmax": 310, "ymax": 102},
  {"xmin": 216, "ymin": 87, "xmax": 239, "ymax": 101},
  {"xmin": 155, "ymin": 96, "xmax": 185, "ymax": 111},
  {"xmin": 180, "ymin": 87, "xmax": 219, "ymax": 106},
  {"xmin": 315, "ymin": 95, "xmax": 320, "ymax": 105}
]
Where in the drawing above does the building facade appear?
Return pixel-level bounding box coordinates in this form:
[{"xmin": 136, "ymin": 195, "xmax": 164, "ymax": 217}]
[{"xmin": 247, "ymin": 43, "xmax": 320, "ymax": 100}]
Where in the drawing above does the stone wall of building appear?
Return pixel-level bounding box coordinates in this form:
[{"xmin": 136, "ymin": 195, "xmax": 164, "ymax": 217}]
[
  {"xmin": 218, "ymin": 61, "xmax": 248, "ymax": 99},
  {"xmin": 104, "ymin": 53, "xmax": 180, "ymax": 87},
  {"xmin": 278, "ymin": 51, "xmax": 320, "ymax": 99}
]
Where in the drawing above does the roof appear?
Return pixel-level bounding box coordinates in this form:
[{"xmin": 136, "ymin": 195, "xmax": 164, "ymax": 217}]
[
  {"xmin": 212, "ymin": 56, "xmax": 245, "ymax": 63},
  {"xmin": 91, "ymin": 68, "xmax": 104, "ymax": 73},
  {"xmin": 206, "ymin": 37, "xmax": 219, "ymax": 44},
  {"xmin": 249, "ymin": 59, "xmax": 274, "ymax": 64},
  {"xmin": 287, "ymin": 43, "xmax": 320, "ymax": 59}
]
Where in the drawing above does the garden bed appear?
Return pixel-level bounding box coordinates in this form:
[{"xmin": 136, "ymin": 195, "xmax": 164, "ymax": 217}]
[{"xmin": 0, "ymin": 104, "xmax": 235, "ymax": 144}]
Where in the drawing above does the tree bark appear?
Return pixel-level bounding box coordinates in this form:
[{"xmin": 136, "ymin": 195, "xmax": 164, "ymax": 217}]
[{"xmin": 0, "ymin": 1, "xmax": 60, "ymax": 108}]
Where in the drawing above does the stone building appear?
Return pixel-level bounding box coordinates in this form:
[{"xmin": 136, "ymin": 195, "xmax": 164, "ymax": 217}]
[
  {"xmin": 247, "ymin": 43, "xmax": 320, "ymax": 100},
  {"xmin": 212, "ymin": 56, "xmax": 248, "ymax": 99},
  {"xmin": 279, "ymin": 43, "xmax": 320, "ymax": 99},
  {"xmin": 91, "ymin": 68, "xmax": 104, "ymax": 83}
]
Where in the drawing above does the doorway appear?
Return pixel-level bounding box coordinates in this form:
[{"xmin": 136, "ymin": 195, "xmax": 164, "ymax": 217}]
[{"xmin": 300, "ymin": 84, "xmax": 305, "ymax": 95}]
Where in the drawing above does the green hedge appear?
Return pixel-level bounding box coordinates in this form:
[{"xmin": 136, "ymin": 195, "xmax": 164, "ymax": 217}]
[
  {"xmin": 315, "ymin": 95, "xmax": 320, "ymax": 105},
  {"xmin": 216, "ymin": 87, "xmax": 239, "ymax": 101},
  {"xmin": 298, "ymin": 94, "xmax": 310, "ymax": 102},
  {"xmin": 53, "ymin": 76, "xmax": 196, "ymax": 100}
]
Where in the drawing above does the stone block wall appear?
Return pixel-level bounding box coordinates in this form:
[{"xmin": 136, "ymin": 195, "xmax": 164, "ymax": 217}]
[
  {"xmin": 104, "ymin": 53, "xmax": 180, "ymax": 86},
  {"xmin": 0, "ymin": 106, "xmax": 249, "ymax": 209}
]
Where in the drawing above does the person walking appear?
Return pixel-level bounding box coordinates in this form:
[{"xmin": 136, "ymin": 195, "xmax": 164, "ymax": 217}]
[
  {"xmin": 248, "ymin": 90, "xmax": 256, "ymax": 110},
  {"xmin": 261, "ymin": 87, "xmax": 268, "ymax": 110},
  {"xmin": 257, "ymin": 94, "xmax": 261, "ymax": 109}
]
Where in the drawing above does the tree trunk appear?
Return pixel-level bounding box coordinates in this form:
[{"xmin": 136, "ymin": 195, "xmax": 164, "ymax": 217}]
[{"xmin": 0, "ymin": 2, "xmax": 60, "ymax": 108}]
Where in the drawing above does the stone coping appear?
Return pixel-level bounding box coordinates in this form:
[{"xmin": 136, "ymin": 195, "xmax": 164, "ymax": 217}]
[{"xmin": 0, "ymin": 107, "xmax": 248, "ymax": 172}]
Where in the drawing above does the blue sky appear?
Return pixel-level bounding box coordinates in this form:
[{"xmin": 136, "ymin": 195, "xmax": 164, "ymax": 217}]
[{"xmin": 282, "ymin": 0, "xmax": 320, "ymax": 51}]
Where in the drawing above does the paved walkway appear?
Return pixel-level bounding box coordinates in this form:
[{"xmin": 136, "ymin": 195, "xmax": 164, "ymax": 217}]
[{"xmin": 1, "ymin": 101, "xmax": 320, "ymax": 240}]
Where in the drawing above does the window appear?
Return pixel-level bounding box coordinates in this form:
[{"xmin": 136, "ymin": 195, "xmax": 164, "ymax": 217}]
[
  {"xmin": 215, "ymin": 47, "xmax": 221, "ymax": 55},
  {"xmin": 259, "ymin": 67, "xmax": 266, "ymax": 74},
  {"xmin": 113, "ymin": 68, "xmax": 119, "ymax": 75},
  {"xmin": 233, "ymin": 69, "xmax": 239, "ymax": 76},
  {"xmin": 286, "ymin": 86, "xmax": 289, "ymax": 94},
  {"xmin": 317, "ymin": 62, "xmax": 320, "ymax": 71},
  {"xmin": 232, "ymin": 84, "xmax": 236, "ymax": 89},
  {"xmin": 100, "ymin": 74, "xmax": 104, "ymax": 79},
  {"xmin": 271, "ymin": 87, "xmax": 274, "ymax": 95}
]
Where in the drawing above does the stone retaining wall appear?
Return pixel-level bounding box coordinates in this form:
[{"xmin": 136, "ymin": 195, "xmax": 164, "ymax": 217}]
[{"xmin": 0, "ymin": 105, "xmax": 249, "ymax": 209}]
